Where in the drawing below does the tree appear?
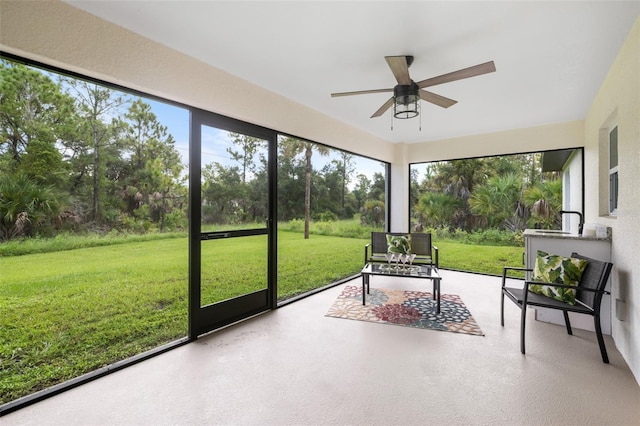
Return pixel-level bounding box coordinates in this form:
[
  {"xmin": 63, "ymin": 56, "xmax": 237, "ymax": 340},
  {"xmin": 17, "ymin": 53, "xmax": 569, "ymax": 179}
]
[
  {"xmin": 409, "ymin": 167, "xmax": 420, "ymax": 207},
  {"xmin": 316, "ymin": 160, "xmax": 343, "ymax": 219},
  {"xmin": 119, "ymin": 99, "xmax": 183, "ymax": 227},
  {"xmin": 352, "ymin": 174, "xmax": 371, "ymax": 212},
  {"xmin": 0, "ymin": 61, "xmax": 76, "ymax": 189},
  {"xmin": 63, "ymin": 79, "xmax": 127, "ymax": 222},
  {"xmin": 360, "ymin": 199, "xmax": 385, "ymax": 228},
  {"xmin": 276, "ymin": 142, "xmax": 306, "ymax": 221},
  {"xmin": 411, "ymin": 155, "xmax": 546, "ymax": 232},
  {"xmin": 369, "ymin": 172, "xmax": 386, "ymax": 202},
  {"xmin": 281, "ymin": 137, "xmax": 329, "ymax": 239},
  {"xmin": 469, "ymin": 173, "xmax": 523, "ymax": 229},
  {"xmin": 224, "ymin": 132, "xmax": 268, "ymax": 224},
  {"xmin": 524, "ymin": 178, "xmax": 562, "ymax": 229},
  {"xmin": 338, "ymin": 151, "xmax": 355, "ymax": 209},
  {"xmin": 145, "ymin": 138, "xmax": 184, "ymax": 231},
  {"xmin": 415, "ymin": 192, "xmax": 464, "ymax": 230},
  {"xmin": 19, "ymin": 136, "xmax": 67, "ymax": 187},
  {"xmin": 202, "ymin": 163, "xmax": 243, "ymax": 224},
  {"xmin": 0, "ymin": 61, "xmax": 75, "ymax": 235},
  {"xmin": 247, "ymin": 165, "xmax": 269, "ymax": 223},
  {"xmin": 1, "ymin": 62, "xmax": 69, "ymax": 163},
  {"xmin": 432, "ymin": 159, "xmax": 488, "ymax": 201},
  {"xmin": 0, "ymin": 173, "xmax": 61, "ymax": 240},
  {"xmin": 226, "ymin": 133, "xmax": 264, "ymax": 183}
]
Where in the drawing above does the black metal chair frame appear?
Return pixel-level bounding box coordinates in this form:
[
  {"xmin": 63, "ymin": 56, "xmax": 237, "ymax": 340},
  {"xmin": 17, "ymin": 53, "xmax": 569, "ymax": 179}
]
[
  {"xmin": 500, "ymin": 252, "xmax": 613, "ymax": 363},
  {"xmin": 364, "ymin": 231, "xmax": 439, "ymax": 268}
]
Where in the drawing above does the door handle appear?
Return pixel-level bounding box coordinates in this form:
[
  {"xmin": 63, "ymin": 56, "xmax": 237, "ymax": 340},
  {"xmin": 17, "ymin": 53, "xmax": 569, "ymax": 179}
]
[{"xmin": 203, "ymin": 233, "xmax": 229, "ymax": 240}]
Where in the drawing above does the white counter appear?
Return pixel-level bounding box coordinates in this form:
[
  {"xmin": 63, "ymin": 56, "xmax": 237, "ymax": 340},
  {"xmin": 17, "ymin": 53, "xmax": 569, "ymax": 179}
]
[{"xmin": 524, "ymin": 228, "xmax": 612, "ymax": 334}]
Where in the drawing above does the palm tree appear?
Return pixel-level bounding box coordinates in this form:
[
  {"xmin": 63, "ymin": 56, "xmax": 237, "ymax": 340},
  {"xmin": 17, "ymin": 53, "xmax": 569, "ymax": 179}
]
[
  {"xmin": 415, "ymin": 192, "xmax": 464, "ymax": 230},
  {"xmin": 468, "ymin": 173, "xmax": 523, "ymax": 229},
  {"xmin": 281, "ymin": 137, "xmax": 329, "ymax": 239},
  {"xmin": 0, "ymin": 174, "xmax": 61, "ymax": 241},
  {"xmin": 432, "ymin": 159, "xmax": 489, "ymax": 201},
  {"xmin": 524, "ymin": 179, "xmax": 563, "ymax": 229}
]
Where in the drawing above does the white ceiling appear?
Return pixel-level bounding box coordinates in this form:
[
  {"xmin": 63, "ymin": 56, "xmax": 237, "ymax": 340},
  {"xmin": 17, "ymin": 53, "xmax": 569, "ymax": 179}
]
[{"xmin": 66, "ymin": 1, "xmax": 639, "ymax": 144}]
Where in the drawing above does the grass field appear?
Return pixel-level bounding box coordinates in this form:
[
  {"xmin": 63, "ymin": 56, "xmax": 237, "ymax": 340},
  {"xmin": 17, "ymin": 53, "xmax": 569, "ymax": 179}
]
[
  {"xmin": 0, "ymin": 231, "xmax": 367, "ymax": 403},
  {"xmin": 1, "ymin": 229, "xmax": 522, "ymax": 404},
  {"xmin": 434, "ymin": 240, "xmax": 523, "ymax": 272}
]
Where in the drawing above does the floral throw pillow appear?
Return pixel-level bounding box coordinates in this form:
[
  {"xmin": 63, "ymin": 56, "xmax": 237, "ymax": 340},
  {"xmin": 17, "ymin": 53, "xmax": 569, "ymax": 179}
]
[
  {"xmin": 530, "ymin": 250, "xmax": 589, "ymax": 305},
  {"xmin": 386, "ymin": 234, "xmax": 411, "ymax": 254}
]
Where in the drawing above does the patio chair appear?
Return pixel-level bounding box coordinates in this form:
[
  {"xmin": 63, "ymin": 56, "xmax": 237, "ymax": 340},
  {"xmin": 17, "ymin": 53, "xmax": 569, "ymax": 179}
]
[
  {"xmin": 364, "ymin": 232, "xmax": 439, "ymax": 268},
  {"xmin": 500, "ymin": 252, "xmax": 613, "ymax": 363}
]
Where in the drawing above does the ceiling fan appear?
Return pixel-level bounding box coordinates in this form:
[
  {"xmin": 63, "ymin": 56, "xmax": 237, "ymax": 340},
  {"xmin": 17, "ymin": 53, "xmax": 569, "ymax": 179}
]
[{"xmin": 331, "ymin": 56, "xmax": 496, "ymax": 119}]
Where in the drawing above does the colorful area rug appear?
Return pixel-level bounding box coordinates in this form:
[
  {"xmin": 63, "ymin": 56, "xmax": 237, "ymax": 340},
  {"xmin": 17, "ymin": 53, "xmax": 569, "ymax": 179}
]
[{"xmin": 326, "ymin": 285, "xmax": 484, "ymax": 336}]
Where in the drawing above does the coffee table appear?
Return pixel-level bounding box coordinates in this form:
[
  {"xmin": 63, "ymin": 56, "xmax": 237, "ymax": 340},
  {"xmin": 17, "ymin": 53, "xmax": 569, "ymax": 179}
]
[{"xmin": 361, "ymin": 263, "xmax": 442, "ymax": 314}]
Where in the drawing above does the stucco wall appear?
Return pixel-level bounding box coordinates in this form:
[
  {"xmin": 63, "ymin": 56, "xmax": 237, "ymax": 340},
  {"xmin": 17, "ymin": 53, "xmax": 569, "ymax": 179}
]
[
  {"xmin": 584, "ymin": 16, "xmax": 640, "ymax": 382},
  {"xmin": 406, "ymin": 120, "xmax": 584, "ymax": 163},
  {"xmin": 562, "ymin": 149, "xmax": 584, "ymax": 234}
]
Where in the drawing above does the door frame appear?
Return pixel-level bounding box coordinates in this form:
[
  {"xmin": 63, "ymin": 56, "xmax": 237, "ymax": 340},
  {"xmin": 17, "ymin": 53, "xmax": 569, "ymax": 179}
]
[{"xmin": 188, "ymin": 108, "xmax": 278, "ymax": 338}]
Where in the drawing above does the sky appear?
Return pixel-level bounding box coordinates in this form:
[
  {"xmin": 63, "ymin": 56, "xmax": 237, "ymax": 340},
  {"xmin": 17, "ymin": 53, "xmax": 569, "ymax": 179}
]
[{"xmin": 145, "ymin": 98, "xmax": 386, "ymax": 188}]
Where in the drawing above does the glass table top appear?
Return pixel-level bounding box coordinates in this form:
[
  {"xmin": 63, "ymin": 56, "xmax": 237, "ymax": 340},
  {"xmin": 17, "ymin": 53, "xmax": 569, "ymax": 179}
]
[{"xmin": 362, "ymin": 262, "xmax": 440, "ymax": 279}]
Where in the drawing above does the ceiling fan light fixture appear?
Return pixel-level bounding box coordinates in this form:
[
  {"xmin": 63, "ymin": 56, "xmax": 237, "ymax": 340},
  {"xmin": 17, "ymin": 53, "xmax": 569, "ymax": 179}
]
[
  {"xmin": 393, "ymin": 83, "xmax": 420, "ymax": 119},
  {"xmin": 393, "ymin": 100, "xmax": 419, "ymax": 119}
]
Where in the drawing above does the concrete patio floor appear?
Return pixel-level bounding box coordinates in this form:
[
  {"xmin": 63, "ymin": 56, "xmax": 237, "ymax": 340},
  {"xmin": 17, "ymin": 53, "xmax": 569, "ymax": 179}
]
[{"xmin": 3, "ymin": 269, "xmax": 639, "ymax": 425}]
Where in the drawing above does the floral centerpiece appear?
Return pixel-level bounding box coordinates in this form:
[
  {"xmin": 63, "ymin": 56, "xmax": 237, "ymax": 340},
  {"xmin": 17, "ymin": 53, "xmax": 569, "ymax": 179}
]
[{"xmin": 384, "ymin": 234, "xmax": 417, "ymax": 271}]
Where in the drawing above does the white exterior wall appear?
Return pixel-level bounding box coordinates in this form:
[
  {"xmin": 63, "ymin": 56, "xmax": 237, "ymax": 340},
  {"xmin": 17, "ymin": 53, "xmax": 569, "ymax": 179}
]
[
  {"xmin": 584, "ymin": 16, "xmax": 640, "ymax": 383},
  {"xmin": 406, "ymin": 121, "xmax": 585, "ymax": 163},
  {"xmin": 389, "ymin": 143, "xmax": 410, "ymax": 232},
  {"xmin": 563, "ymin": 149, "xmax": 584, "ymax": 234}
]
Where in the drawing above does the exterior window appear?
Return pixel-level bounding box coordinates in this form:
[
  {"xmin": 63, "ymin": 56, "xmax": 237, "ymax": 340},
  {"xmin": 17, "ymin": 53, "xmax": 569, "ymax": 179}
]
[{"xmin": 609, "ymin": 126, "xmax": 618, "ymax": 215}]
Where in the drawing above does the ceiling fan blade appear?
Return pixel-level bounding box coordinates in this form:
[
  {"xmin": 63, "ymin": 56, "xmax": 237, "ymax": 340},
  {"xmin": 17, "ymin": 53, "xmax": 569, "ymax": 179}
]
[
  {"xmin": 417, "ymin": 61, "xmax": 496, "ymax": 89},
  {"xmin": 371, "ymin": 97, "xmax": 395, "ymax": 118},
  {"xmin": 385, "ymin": 56, "xmax": 412, "ymax": 85},
  {"xmin": 419, "ymin": 90, "xmax": 457, "ymax": 108},
  {"xmin": 331, "ymin": 88, "xmax": 393, "ymax": 97}
]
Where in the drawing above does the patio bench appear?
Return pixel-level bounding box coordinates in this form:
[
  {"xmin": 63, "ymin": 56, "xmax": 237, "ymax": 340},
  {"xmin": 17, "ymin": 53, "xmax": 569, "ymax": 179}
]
[
  {"xmin": 501, "ymin": 252, "xmax": 613, "ymax": 363},
  {"xmin": 364, "ymin": 231, "xmax": 439, "ymax": 268}
]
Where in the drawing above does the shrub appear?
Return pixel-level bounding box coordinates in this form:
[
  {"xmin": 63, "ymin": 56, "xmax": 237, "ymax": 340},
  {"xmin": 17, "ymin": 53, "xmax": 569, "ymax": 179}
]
[
  {"xmin": 425, "ymin": 226, "xmax": 522, "ymax": 247},
  {"xmin": 314, "ymin": 211, "xmax": 338, "ymax": 222},
  {"xmin": 277, "ymin": 218, "xmax": 380, "ymax": 239},
  {"xmin": 163, "ymin": 211, "xmax": 188, "ymax": 231}
]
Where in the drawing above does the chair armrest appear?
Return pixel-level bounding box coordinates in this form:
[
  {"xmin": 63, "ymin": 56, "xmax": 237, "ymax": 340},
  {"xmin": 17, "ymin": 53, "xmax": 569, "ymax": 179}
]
[
  {"xmin": 432, "ymin": 246, "xmax": 439, "ymax": 269},
  {"xmin": 364, "ymin": 243, "xmax": 371, "ymax": 264},
  {"xmin": 502, "ymin": 267, "xmax": 531, "ymax": 287}
]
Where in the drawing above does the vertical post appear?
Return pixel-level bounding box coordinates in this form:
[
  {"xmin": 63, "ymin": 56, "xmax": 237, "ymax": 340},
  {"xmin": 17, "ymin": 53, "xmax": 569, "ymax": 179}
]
[
  {"xmin": 268, "ymin": 134, "xmax": 278, "ymax": 309},
  {"xmin": 188, "ymin": 110, "xmax": 202, "ymax": 340}
]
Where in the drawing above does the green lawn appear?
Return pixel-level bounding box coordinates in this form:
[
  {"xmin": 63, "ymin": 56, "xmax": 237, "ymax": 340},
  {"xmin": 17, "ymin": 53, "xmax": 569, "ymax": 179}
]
[
  {"xmin": 0, "ymin": 238, "xmax": 189, "ymax": 403},
  {"xmin": 434, "ymin": 240, "xmax": 524, "ymax": 272},
  {"xmin": 1, "ymin": 231, "xmax": 522, "ymax": 404},
  {"xmin": 0, "ymin": 231, "xmax": 367, "ymax": 403}
]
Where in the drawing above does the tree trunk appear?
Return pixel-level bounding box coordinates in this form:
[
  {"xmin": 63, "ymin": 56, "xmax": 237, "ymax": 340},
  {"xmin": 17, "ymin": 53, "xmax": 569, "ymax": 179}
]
[
  {"xmin": 341, "ymin": 162, "xmax": 346, "ymax": 209},
  {"xmin": 304, "ymin": 145, "xmax": 312, "ymax": 239},
  {"xmin": 160, "ymin": 190, "xmax": 167, "ymax": 232},
  {"xmin": 92, "ymin": 123, "xmax": 99, "ymax": 222}
]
